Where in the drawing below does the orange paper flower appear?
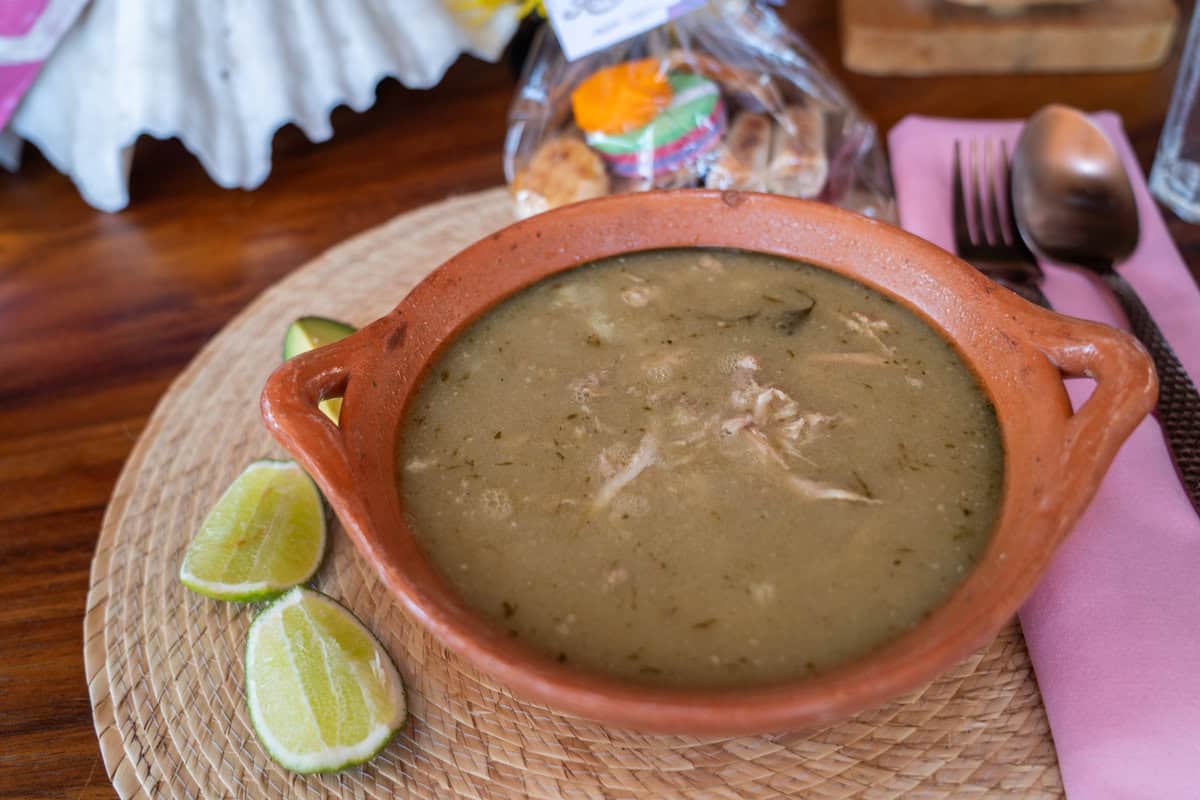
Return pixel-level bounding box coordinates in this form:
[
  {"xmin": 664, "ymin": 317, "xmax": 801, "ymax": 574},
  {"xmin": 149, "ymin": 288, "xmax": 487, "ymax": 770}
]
[{"xmin": 571, "ymin": 59, "xmax": 673, "ymax": 136}]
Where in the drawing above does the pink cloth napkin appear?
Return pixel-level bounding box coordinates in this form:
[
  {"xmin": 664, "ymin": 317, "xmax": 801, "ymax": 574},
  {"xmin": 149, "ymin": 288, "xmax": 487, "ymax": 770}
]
[
  {"xmin": 0, "ymin": 0, "xmax": 87, "ymax": 129},
  {"xmin": 888, "ymin": 114, "xmax": 1200, "ymax": 798}
]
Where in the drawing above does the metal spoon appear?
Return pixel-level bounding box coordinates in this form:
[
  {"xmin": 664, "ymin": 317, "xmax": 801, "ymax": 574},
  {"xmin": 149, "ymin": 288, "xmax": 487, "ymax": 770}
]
[{"xmin": 1012, "ymin": 103, "xmax": 1200, "ymax": 513}]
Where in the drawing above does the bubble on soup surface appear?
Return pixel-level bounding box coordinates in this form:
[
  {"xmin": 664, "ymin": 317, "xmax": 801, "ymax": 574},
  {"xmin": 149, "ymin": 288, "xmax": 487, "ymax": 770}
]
[
  {"xmin": 718, "ymin": 352, "xmax": 757, "ymax": 375},
  {"xmin": 597, "ymin": 442, "xmax": 634, "ymax": 478},
  {"xmin": 750, "ymin": 581, "xmax": 777, "ymax": 606},
  {"xmin": 479, "ymin": 488, "xmax": 513, "ymax": 520},
  {"xmin": 645, "ymin": 363, "xmax": 673, "ymax": 385},
  {"xmin": 621, "ymin": 286, "xmax": 655, "ymax": 307},
  {"xmin": 569, "ymin": 370, "xmax": 609, "ymax": 404},
  {"xmin": 611, "ymin": 493, "xmax": 650, "ymax": 518},
  {"xmin": 602, "ymin": 565, "xmax": 629, "ymax": 591}
]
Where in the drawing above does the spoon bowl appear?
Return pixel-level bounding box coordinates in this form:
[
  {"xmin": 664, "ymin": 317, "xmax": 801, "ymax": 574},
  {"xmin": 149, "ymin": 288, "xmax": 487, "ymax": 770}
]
[{"xmin": 1011, "ymin": 104, "xmax": 1139, "ymax": 267}]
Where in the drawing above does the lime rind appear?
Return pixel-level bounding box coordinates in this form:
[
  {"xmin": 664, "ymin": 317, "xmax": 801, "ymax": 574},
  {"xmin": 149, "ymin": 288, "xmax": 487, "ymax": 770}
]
[
  {"xmin": 179, "ymin": 576, "xmax": 279, "ymax": 603},
  {"xmin": 179, "ymin": 460, "xmax": 326, "ymax": 603},
  {"xmin": 245, "ymin": 587, "xmax": 407, "ymax": 774}
]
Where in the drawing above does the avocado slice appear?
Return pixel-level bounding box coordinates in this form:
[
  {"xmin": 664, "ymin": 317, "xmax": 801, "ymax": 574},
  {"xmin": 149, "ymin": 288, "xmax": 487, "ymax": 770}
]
[{"xmin": 283, "ymin": 316, "xmax": 356, "ymax": 424}]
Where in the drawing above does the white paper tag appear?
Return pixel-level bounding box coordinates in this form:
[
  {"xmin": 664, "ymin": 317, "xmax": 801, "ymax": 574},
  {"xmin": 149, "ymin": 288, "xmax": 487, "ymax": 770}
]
[{"xmin": 543, "ymin": 0, "xmax": 706, "ymax": 62}]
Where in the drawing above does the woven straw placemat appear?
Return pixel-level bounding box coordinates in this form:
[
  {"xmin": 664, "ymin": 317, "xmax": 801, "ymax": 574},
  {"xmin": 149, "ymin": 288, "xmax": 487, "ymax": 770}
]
[{"xmin": 85, "ymin": 187, "xmax": 1064, "ymax": 799}]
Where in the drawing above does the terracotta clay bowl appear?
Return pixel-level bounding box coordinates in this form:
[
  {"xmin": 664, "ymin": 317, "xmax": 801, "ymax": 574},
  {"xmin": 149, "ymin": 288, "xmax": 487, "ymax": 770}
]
[{"xmin": 261, "ymin": 190, "xmax": 1155, "ymax": 735}]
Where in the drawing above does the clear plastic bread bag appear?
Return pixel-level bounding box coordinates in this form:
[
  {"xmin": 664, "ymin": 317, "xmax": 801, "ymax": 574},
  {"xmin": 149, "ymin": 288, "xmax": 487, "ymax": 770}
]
[{"xmin": 505, "ymin": 0, "xmax": 895, "ymax": 221}]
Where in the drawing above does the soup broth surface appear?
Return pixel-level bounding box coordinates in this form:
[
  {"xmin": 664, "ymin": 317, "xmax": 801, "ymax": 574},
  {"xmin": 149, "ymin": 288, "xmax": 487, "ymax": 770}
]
[{"xmin": 399, "ymin": 249, "xmax": 1003, "ymax": 688}]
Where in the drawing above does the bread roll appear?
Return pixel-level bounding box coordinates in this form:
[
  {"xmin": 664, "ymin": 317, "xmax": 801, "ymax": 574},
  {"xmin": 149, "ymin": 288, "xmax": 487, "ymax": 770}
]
[
  {"xmin": 767, "ymin": 105, "xmax": 828, "ymax": 199},
  {"xmin": 704, "ymin": 111, "xmax": 772, "ymax": 192},
  {"xmin": 512, "ymin": 137, "xmax": 609, "ymax": 218}
]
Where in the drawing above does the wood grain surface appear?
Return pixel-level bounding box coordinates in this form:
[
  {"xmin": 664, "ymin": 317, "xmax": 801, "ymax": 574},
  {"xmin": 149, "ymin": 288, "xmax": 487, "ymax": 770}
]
[
  {"xmin": 841, "ymin": 0, "xmax": 1177, "ymax": 75},
  {"xmin": 1, "ymin": 3, "xmax": 1198, "ymax": 797}
]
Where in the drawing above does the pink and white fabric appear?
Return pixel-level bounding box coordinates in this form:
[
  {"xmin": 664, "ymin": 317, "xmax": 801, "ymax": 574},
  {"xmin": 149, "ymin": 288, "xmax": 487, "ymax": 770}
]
[{"xmin": 0, "ymin": 0, "xmax": 88, "ymax": 127}]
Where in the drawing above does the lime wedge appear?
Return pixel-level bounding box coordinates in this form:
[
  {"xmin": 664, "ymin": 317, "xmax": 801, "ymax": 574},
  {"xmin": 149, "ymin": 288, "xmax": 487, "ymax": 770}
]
[
  {"xmin": 179, "ymin": 460, "xmax": 326, "ymax": 602},
  {"xmin": 245, "ymin": 587, "xmax": 407, "ymax": 773},
  {"xmin": 283, "ymin": 316, "xmax": 356, "ymax": 424}
]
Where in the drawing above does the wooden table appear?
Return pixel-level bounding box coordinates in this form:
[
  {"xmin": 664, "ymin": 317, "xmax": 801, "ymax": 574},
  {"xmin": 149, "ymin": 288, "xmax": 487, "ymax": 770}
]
[{"xmin": 2, "ymin": 4, "xmax": 1196, "ymax": 798}]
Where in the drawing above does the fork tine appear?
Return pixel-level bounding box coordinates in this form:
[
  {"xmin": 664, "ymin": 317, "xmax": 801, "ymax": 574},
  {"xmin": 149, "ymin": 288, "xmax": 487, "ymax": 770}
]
[
  {"xmin": 969, "ymin": 140, "xmax": 989, "ymax": 246},
  {"xmin": 950, "ymin": 136, "xmax": 1051, "ymax": 308},
  {"xmin": 952, "ymin": 140, "xmax": 971, "ymax": 250},
  {"xmin": 998, "ymin": 139, "xmax": 1012, "ymax": 245},
  {"xmin": 1000, "ymin": 140, "xmax": 1033, "ymax": 256},
  {"xmin": 984, "ymin": 140, "xmax": 1006, "ymax": 249}
]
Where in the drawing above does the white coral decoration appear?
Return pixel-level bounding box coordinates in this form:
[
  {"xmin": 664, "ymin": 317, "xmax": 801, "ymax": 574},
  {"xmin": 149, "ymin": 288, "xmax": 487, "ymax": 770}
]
[{"xmin": 5, "ymin": 0, "xmax": 517, "ymax": 211}]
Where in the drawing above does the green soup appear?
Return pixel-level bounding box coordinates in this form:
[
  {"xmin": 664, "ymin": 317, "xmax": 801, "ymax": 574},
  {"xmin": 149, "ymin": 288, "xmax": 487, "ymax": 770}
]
[{"xmin": 398, "ymin": 249, "xmax": 1003, "ymax": 688}]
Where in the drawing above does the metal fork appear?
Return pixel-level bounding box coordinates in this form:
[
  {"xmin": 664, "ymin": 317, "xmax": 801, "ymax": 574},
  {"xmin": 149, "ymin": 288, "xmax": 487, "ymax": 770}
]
[{"xmin": 952, "ymin": 139, "xmax": 1052, "ymax": 309}]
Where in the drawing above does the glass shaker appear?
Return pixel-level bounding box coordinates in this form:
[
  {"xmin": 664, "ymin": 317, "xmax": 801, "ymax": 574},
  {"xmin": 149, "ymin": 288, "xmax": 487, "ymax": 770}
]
[{"xmin": 1151, "ymin": 5, "xmax": 1200, "ymax": 223}]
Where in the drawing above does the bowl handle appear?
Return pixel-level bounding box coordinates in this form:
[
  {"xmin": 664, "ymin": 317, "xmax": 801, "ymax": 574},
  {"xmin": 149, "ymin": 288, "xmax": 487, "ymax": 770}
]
[
  {"xmin": 260, "ymin": 309, "xmax": 406, "ymax": 525},
  {"xmin": 1022, "ymin": 305, "xmax": 1157, "ymax": 527}
]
